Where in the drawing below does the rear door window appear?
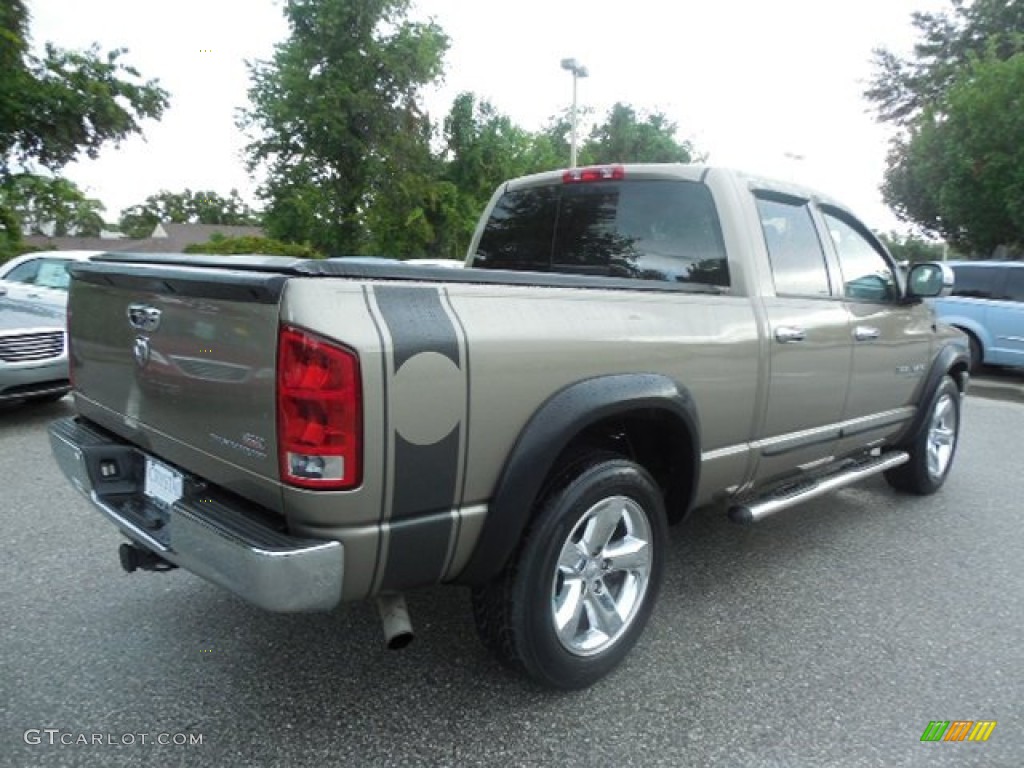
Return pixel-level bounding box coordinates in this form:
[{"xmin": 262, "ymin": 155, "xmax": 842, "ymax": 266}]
[
  {"xmin": 755, "ymin": 196, "xmax": 831, "ymax": 297},
  {"xmin": 3, "ymin": 258, "xmax": 42, "ymax": 284},
  {"xmin": 474, "ymin": 179, "xmax": 729, "ymax": 287},
  {"xmin": 951, "ymin": 266, "xmax": 999, "ymax": 298}
]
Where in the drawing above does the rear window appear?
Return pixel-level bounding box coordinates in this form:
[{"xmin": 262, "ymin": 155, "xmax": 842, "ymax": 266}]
[{"xmin": 474, "ymin": 180, "xmax": 729, "ymax": 287}]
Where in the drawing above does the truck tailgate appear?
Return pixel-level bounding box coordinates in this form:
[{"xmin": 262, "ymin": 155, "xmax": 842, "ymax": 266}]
[{"xmin": 68, "ymin": 258, "xmax": 287, "ymax": 513}]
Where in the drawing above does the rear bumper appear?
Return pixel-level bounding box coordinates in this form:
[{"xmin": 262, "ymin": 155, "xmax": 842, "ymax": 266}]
[{"xmin": 48, "ymin": 416, "xmax": 344, "ymax": 612}]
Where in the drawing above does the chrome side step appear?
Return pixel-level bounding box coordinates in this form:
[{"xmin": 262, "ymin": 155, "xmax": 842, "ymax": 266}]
[{"xmin": 728, "ymin": 451, "xmax": 910, "ymax": 524}]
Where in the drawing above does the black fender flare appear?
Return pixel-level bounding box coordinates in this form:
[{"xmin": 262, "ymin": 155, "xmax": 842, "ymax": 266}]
[
  {"xmin": 456, "ymin": 373, "xmax": 700, "ymax": 585},
  {"xmin": 892, "ymin": 340, "xmax": 970, "ymax": 448}
]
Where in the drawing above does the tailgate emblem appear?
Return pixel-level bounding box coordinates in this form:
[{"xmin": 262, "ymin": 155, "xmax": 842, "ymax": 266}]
[
  {"xmin": 133, "ymin": 337, "xmax": 151, "ymax": 368},
  {"xmin": 127, "ymin": 304, "xmax": 161, "ymax": 332}
]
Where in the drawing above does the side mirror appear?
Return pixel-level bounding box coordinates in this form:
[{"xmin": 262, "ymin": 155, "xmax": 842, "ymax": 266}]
[{"xmin": 906, "ymin": 262, "xmax": 954, "ymax": 300}]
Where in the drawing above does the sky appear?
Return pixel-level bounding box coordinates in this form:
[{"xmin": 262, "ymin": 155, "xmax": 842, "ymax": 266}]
[{"xmin": 26, "ymin": 0, "xmax": 952, "ymax": 234}]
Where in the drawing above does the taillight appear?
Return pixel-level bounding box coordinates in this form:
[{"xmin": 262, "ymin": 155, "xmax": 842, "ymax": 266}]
[
  {"xmin": 562, "ymin": 165, "xmax": 625, "ymax": 183},
  {"xmin": 277, "ymin": 326, "xmax": 362, "ymax": 490}
]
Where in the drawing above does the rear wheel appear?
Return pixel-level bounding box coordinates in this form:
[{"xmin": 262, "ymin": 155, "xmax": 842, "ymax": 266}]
[
  {"xmin": 471, "ymin": 453, "xmax": 667, "ymax": 689},
  {"xmin": 885, "ymin": 376, "xmax": 960, "ymax": 495}
]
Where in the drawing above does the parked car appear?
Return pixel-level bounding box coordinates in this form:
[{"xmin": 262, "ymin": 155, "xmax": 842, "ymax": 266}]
[
  {"xmin": 0, "ymin": 296, "xmax": 69, "ymax": 404},
  {"xmin": 929, "ymin": 260, "xmax": 1024, "ymax": 371},
  {"xmin": 406, "ymin": 258, "xmax": 465, "ymax": 268},
  {"xmin": 0, "ymin": 250, "xmax": 101, "ymax": 310}
]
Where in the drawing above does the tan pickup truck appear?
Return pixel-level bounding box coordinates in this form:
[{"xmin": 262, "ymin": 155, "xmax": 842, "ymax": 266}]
[{"xmin": 49, "ymin": 164, "xmax": 968, "ymax": 689}]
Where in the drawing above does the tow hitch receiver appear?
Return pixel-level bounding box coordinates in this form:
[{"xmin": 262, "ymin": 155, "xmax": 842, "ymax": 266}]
[{"xmin": 118, "ymin": 542, "xmax": 177, "ymax": 573}]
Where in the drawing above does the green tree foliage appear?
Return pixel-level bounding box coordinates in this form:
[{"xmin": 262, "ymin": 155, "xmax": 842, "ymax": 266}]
[
  {"xmin": 422, "ymin": 93, "xmax": 563, "ymax": 258},
  {"xmin": 877, "ymin": 231, "xmax": 947, "ymax": 264},
  {"xmin": 183, "ymin": 235, "xmax": 322, "ymax": 258},
  {"xmin": 866, "ymin": 0, "xmax": 1024, "ymax": 127},
  {"xmin": 0, "ymin": 173, "xmax": 105, "ymax": 236},
  {"xmin": 584, "ymin": 103, "xmax": 698, "ymax": 165},
  {"xmin": 881, "ymin": 52, "xmax": 1024, "ymax": 254},
  {"xmin": 118, "ymin": 189, "xmax": 260, "ymax": 238},
  {"xmin": 0, "ymin": 1, "xmax": 169, "ymax": 175},
  {"xmin": 0, "ymin": 0, "xmax": 167, "ymax": 257},
  {"xmin": 870, "ymin": 1, "xmax": 1024, "ymax": 255},
  {"xmin": 240, "ymin": 0, "xmax": 449, "ymax": 256}
]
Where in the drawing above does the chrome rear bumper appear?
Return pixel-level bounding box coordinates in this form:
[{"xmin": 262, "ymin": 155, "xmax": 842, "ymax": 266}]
[{"xmin": 48, "ymin": 416, "xmax": 343, "ymax": 612}]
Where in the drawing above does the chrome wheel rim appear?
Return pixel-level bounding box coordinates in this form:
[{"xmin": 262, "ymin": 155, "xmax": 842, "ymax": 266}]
[
  {"xmin": 926, "ymin": 392, "xmax": 957, "ymax": 480},
  {"xmin": 551, "ymin": 495, "xmax": 653, "ymax": 657}
]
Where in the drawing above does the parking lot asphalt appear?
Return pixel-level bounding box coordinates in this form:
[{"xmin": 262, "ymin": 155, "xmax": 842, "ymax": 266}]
[
  {"xmin": 1, "ymin": 393, "xmax": 1021, "ymax": 768},
  {"xmin": 969, "ymin": 366, "xmax": 1024, "ymax": 404}
]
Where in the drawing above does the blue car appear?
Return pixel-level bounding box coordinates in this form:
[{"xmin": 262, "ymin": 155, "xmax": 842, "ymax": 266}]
[{"xmin": 929, "ymin": 260, "xmax": 1024, "ymax": 372}]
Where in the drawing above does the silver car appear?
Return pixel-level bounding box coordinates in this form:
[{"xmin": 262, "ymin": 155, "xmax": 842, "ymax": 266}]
[
  {"xmin": 0, "ymin": 297, "xmax": 69, "ymax": 403},
  {"xmin": 0, "ymin": 250, "xmax": 101, "ymax": 310}
]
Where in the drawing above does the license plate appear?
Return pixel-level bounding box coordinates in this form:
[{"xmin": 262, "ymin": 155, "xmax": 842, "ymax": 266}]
[{"xmin": 144, "ymin": 457, "xmax": 183, "ymax": 507}]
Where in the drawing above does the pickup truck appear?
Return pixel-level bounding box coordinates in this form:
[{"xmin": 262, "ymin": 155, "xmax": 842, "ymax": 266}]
[{"xmin": 49, "ymin": 164, "xmax": 968, "ymax": 689}]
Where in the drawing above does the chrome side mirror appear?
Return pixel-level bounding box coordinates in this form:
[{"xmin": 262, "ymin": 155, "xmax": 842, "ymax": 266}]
[{"xmin": 906, "ymin": 262, "xmax": 954, "ymax": 300}]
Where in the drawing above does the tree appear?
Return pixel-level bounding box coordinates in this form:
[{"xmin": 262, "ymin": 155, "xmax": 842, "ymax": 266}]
[
  {"xmin": 0, "ymin": 0, "xmax": 167, "ymax": 256},
  {"xmin": 877, "ymin": 231, "xmax": 947, "ymax": 264},
  {"xmin": 869, "ymin": 1, "xmax": 1024, "ymax": 254},
  {"xmin": 183, "ymin": 234, "xmax": 321, "ymax": 258},
  {"xmin": 423, "ymin": 93, "xmax": 560, "ymax": 258},
  {"xmin": 881, "ymin": 52, "xmax": 1024, "ymax": 255},
  {"xmin": 583, "ymin": 103, "xmax": 699, "ymax": 165},
  {"xmin": 0, "ymin": 173, "xmax": 105, "ymax": 236},
  {"xmin": 118, "ymin": 189, "xmax": 260, "ymax": 238},
  {"xmin": 866, "ymin": 0, "xmax": 1024, "ymax": 127},
  {"xmin": 240, "ymin": 0, "xmax": 449, "ymax": 256}
]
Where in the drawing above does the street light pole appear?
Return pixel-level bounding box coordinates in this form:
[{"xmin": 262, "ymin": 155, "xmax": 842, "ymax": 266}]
[{"xmin": 560, "ymin": 58, "xmax": 588, "ymax": 168}]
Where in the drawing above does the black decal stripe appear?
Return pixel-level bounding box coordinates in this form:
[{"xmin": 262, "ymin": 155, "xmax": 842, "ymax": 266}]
[
  {"xmin": 373, "ymin": 285, "xmax": 465, "ymax": 589},
  {"xmin": 380, "ymin": 513, "xmax": 454, "ymax": 592},
  {"xmin": 362, "ymin": 286, "xmax": 390, "ymax": 591},
  {"xmin": 374, "ymin": 285, "xmax": 460, "ymax": 369},
  {"xmin": 392, "ymin": 427, "xmax": 460, "ymax": 519}
]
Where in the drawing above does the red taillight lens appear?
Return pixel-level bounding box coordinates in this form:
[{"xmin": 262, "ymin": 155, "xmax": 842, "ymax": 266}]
[
  {"xmin": 277, "ymin": 326, "xmax": 362, "ymax": 490},
  {"xmin": 562, "ymin": 165, "xmax": 625, "ymax": 184}
]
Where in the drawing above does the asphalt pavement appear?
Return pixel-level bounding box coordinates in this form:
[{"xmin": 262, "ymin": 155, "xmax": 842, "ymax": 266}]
[{"xmin": 1, "ymin": 392, "xmax": 1021, "ymax": 768}]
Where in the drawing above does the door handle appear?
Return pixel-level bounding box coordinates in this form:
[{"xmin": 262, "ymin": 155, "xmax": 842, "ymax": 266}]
[
  {"xmin": 774, "ymin": 326, "xmax": 806, "ymax": 343},
  {"xmin": 854, "ymin": 326, "xmax": 881, "ymax": 342}
]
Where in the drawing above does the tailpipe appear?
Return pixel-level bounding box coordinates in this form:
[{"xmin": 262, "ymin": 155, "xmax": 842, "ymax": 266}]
[{"xmin": 376, "ymin": 594, "xmax": 414, "ymax": 650}]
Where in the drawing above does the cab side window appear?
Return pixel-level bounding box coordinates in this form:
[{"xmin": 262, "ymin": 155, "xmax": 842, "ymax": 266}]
[
  {"xmin": 823, "ymin": 211, "xmax": 897, "ymax": 302},
  {"xmin": 756, "ymin": 196, "xmax": 831, "ymax": 297}
]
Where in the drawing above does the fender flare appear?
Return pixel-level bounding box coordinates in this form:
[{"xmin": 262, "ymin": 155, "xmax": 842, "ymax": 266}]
[
  {"xmin": 456, "ymin": 373, "xmax": 700, "ymax": 585},
  {"xmin": 892, "ymin": 341, "xmax": 970, "ymax": 448}
]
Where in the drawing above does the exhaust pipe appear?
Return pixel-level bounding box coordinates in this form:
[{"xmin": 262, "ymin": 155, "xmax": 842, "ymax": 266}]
[{"xmin": 376, "ymin": 593, "xmax": 414, "ymax": 650}]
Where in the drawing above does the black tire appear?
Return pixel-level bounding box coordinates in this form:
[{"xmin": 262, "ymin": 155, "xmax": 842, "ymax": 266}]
[
  {"xmin": 471, "ymin": 452, "xmax": 667, "ymax": 690},
  {"xmin": 884, "ymin": 376, "xmax": 961, "ymax": 495},
  {"xmin": 966, "ymin": 333, "xmax": 982, "ymax": 374}
]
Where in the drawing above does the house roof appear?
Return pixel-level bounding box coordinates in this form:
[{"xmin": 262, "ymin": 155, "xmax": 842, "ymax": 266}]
[{"xmin": 24, "ymin": 223, "xmax": 265, "ymax": 254}]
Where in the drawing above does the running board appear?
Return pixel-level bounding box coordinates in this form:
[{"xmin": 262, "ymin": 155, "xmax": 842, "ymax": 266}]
[{"xmin": 728, "ymin": 451, "xmax": 910, "ymax": 524}]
